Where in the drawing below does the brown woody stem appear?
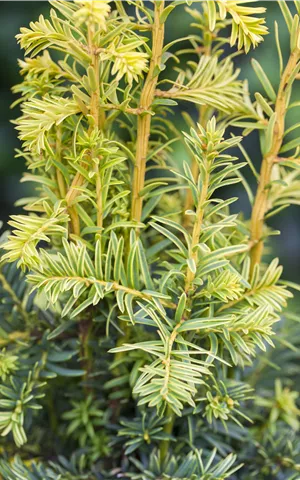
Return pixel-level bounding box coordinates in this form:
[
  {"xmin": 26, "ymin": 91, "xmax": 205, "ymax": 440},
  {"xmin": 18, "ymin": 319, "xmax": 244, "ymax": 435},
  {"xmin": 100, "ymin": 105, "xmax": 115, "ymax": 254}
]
[
  {"xmin": 131, "ymin": 1, "xmax": 165, "ymax": 222},
  {"xmin": 250, "ymin": 48, "xmax": 300, "ymax": 272}
]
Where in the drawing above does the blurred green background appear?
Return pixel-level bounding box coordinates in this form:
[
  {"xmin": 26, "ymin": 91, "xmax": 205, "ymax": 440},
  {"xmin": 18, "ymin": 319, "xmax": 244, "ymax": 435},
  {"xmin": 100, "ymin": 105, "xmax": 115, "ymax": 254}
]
[{"xmin": 0, "ymin": 1, "xmax": 300, "ymax": 284}]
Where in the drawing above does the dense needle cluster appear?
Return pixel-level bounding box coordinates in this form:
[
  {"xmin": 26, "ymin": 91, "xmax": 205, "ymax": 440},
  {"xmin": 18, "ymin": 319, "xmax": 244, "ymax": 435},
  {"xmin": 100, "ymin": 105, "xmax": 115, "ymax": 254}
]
[{"xmin": 0, "ymin": 1, "xmax": 300, "ymax": 479}]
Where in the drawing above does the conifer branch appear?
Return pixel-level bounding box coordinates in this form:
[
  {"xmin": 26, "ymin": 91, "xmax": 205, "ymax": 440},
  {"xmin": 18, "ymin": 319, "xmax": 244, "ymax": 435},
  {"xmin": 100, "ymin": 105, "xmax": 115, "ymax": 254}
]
[
  {"xmin": 88, "ymin": 20, "xmax": 103, "ymax": 230},
  {"xmin": 185, "ymin": 159, "xmax": 209, "ymax": 292},
  {"xmin": 31, "ymin": 273, "xmax": 175, "ymax": 309},
  {"xmin": 131, "ymin": 1, "xmax": 165, "ymax": 223},
  {"xmin": 2, "ymin": 1, "xmax": 300, "ymax": 476},
  {"xmin": 55, "ymin": 126, "xmax": 67, "ymax": 199},
  {"xmin": 250, "ymin": 47, "xmax": 300, "ymax": 271}
]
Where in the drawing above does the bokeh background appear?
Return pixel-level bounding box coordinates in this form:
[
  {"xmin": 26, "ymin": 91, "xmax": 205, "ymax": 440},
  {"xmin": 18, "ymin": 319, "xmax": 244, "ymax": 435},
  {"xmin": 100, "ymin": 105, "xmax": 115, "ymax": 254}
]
[{"xmin": 0, "ymin": 1, "xmax": 299, "ymax": 288}]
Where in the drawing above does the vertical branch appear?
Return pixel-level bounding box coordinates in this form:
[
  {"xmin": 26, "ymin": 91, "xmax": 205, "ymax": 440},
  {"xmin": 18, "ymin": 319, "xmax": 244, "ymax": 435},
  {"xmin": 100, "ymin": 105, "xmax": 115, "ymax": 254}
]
[
  {"xmin": 184, "ymin": 105, "xmax": 209, "ymax": 222},
  {"xmin": 250, "ymin": 49, "xmax": 300, "ymax": 271},
  {"xmin": 55, "ymin": 126, "xmax": 66, "ymax": 199},
  {"xmin": 55, "ymin": 125, "xmax": 80, "ymax": 235},
  {"xmin": 160, "ymin": 157, "xmax": 209, "ymax": 460},
  {"xmin": 88, "ymin": 23, "xmax": 104, "ymax": 229},
  {"xmin": 114, "ymin": 2, "xmax": 165, "ymax": 411},
  {"xmin": 185, "ymin": 164, "xmax": 209, "ymax": 292},
  {"xmin": 77, "ymin": 17, "xmax": 105, "ymax": 389},
  {"xmin": 183, "ymin": 14, "xmax": 213, "ymax": 222},
  {"xmin": 66, "ymin": 18, "xmax": 105, "ymax": 233},
  {"xmin": 131, "ymin": 1, "xmax": 165, "ymax": 222},
  {"xmin": 68, "ymin": 207, "xmax": 81, "ymax": 236}
]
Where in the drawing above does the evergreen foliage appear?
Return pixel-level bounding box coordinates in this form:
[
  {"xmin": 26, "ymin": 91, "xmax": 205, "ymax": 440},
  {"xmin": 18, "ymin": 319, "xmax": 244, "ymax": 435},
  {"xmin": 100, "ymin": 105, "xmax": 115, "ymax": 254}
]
[{"xmin": 0, "ymin": 1, "xmax": 300, "ymax": 478}]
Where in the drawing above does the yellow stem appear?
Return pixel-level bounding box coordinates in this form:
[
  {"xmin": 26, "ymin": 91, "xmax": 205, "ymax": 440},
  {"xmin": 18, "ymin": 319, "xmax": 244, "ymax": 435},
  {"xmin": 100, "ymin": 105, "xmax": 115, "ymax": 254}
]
[
  {"xmin": 55, "ymin": 126, "xmax": 80, "ymax": 235},
  {"xmin": 112, "ymin": 3, "xmax": 165, "ymax": 396},
  {"xmin": 65, "ymin": 172, "xmax": 86, "ymax": 207},
  {"xmin": 183, "ymin": 32, "xmax": 212, "ymax": 221},
  {"xmin": 183, "ymin": 150, "xmax": 200, "ymax": 224},
  {"xmin": 185, "ymin": 168, "xmax": 209, "ymax": 292},
  {"xmin": 99, "ymin": 103, "xmax": 146, "ymax": 115},
  {"xmin": 158, "ymin": 315, "xmax": 185, "ymax": 461},
  {"xmin": 118, "ymin": 1, "xmax": 165, "ymax": 386},
  {"xmin": 39, "ymin": 275, "xmax": 175, "ymax": 309},
  {"xmin": 159, "ymin": 158, "xmax": 209, "ymax": 459},
  {"xmin": 184, "ymin": 105, "xmax": 209, "ymax": 225},
  {"xmin": 89, "ymin": 24, "xmax": 103, "ymax": 230},
  {"xmin": 131, "ymin": 1, "xmax": 165, "ymax": 222},
  {"xmin": 250, "ymin": 48, "xmax": 300, "ymax": 271},
  {"xmin": 217, "ymin": 287, "xmax": 257, "ymax": 313},
  {"xmin": 66, "ymin": 20, "xmax": 105, "ymax": 232},
  {"xmin": 68, "ymin": 207, "xmax": 80, "ymax": 236},
  {"xmin": 159, "ymin": 149, "xmax": 209, "ymax": 460},
  {"xmin": 0, "ymin": 331, "xmax": 29, "ymax": 347},
  {"xmin": 55, "ymin": 126, "xmax": 66, "ymax": 199}
]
